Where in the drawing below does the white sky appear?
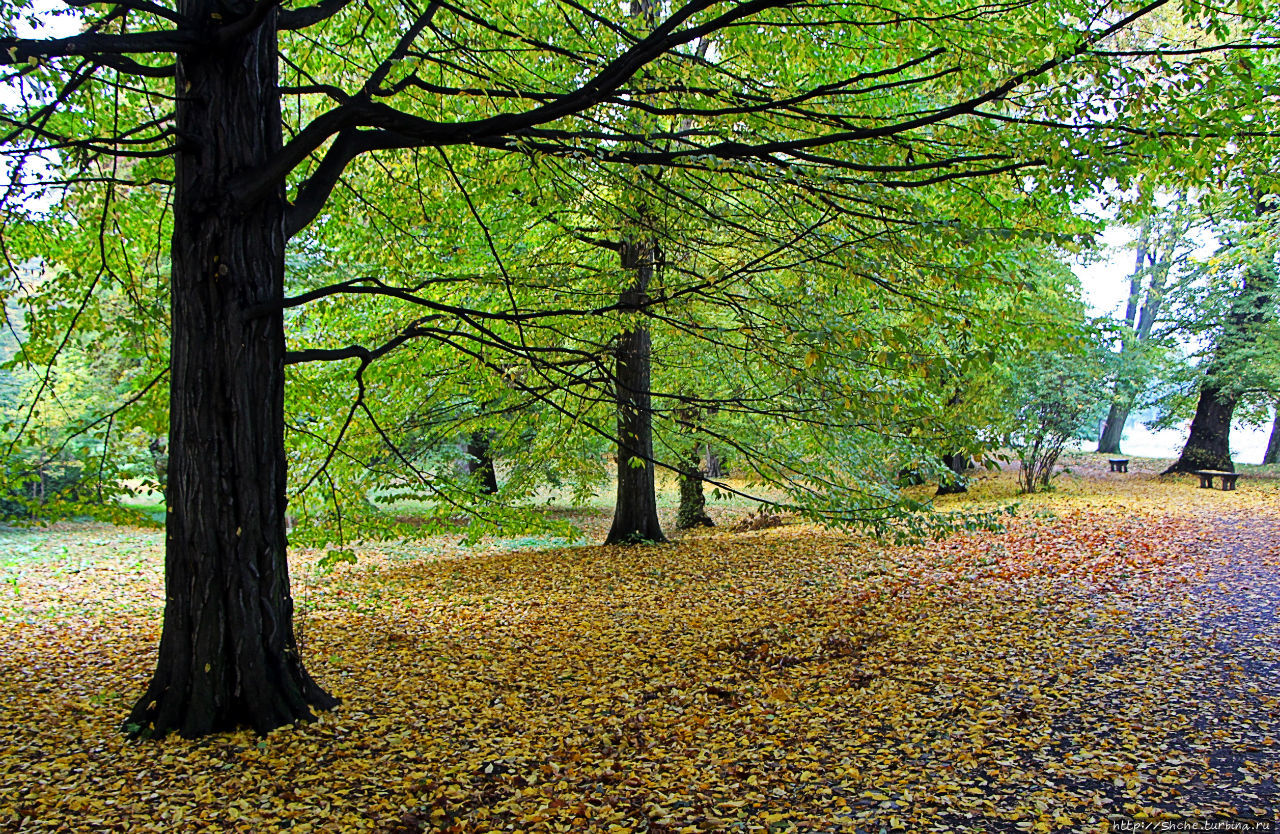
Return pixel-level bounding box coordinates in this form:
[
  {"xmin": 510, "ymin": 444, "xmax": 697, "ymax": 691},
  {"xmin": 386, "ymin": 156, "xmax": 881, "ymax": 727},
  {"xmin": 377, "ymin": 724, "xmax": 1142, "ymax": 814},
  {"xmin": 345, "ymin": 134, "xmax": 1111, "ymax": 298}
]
[{"xmin": 1074, "ymin": 222, "xmax": 1139, "ymax": 318}]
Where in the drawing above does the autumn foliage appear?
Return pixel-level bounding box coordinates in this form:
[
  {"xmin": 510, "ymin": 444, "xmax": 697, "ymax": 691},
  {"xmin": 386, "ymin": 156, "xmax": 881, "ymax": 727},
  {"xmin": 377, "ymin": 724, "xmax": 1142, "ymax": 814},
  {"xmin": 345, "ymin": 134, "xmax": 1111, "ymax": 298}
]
[{"xmin": 1, "ymin": 460, "xmax": 1278, "ymax": 832}]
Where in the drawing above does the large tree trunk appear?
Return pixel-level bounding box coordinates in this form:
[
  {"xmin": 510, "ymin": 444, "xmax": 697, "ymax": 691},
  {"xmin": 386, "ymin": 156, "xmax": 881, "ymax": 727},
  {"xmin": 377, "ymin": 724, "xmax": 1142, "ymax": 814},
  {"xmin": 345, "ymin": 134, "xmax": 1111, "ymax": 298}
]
[
  {"xmin": 606, "ymin": 240, "xmax": 665, "ymax": 545},
  {"xmin": 1096, "ymin": 402, "xmax": 1129, "ymax": 455},
  {"xmin": 1265, "ymin": 407, "xmax": 1280, "ymax": 466},
  {"xmin": 1164, "ymin": 198, "xmax": 1279, "ymax": 478},
  {"xmin": 127, "ymin": 7, "xmax": 336, "ymax": 737},
  {"xmin": 1164, "ymin": 253, "xmax": 1276, "ymax": 476},
  {"xmin": 1164, "ymin": 383, "xmax": 1237, "ymax": 473}
]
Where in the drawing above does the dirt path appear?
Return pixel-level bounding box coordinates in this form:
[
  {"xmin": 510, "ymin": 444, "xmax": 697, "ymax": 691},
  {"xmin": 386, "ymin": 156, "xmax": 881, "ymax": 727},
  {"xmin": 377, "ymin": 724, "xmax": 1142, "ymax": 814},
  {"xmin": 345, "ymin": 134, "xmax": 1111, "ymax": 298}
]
[
  {"xmin": 921, "ymin": 512, "xmax": 1280, "ymax": 834},
  {"xmin": 1164, "ymin": 515, "xmax": 1280, "ymax": 817},
  {"xmin": 1075, "ymin": 513, "xmax": 1277, "ymax": 829}
]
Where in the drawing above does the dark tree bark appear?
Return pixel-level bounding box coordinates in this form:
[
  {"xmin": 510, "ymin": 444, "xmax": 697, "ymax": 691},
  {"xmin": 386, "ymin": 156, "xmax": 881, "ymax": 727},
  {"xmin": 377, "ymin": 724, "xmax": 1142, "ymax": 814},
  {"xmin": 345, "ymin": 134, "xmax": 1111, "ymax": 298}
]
[
  {"xmin": 702, "ymin": 444, "xmax": 726, "ymax": 479},
  {"xmin": 466, "ymin": 430, "xmax": 499, "ymax": 494},
  {"xmin": 935, "ymin": 452, "xmax": 970, "ymax": 495},
  {"xmin": 1096, "ymin": 402, "xmax": 1128, "ymax": 455},
  {"xmin": 676, "ymin": 445, "xmax": 713, "ymax": 529},
  {"xmin": 1164, "ymin": 257, "xmax": 1276, "ymax": 475},
  {"xmin": 1265, "ymin": 407, "xmax": 1280, "ymax": 465},
  {"xmin": 126, "ymin": 6, "xmax": 336, "ymax": 737},
  {"xmin": 1164, "ymin": 382, "xmax": 1237, "ymax": 473},
  {"xmin": 606, "ymin": 240, "xmax": 666, "ymax": 545}
]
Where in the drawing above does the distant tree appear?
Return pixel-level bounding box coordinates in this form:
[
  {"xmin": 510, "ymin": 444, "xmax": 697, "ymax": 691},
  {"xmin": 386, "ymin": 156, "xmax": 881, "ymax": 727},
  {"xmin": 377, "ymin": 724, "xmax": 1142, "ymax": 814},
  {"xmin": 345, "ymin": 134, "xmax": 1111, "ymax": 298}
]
[
  {"xmin": 465, "ymin": 430, "xmax": 499, "ymax": 495},
  {"xmin": 1264, "ymin": 406, "xmax": 1280, "ymax": 465},
  {"xmin": 673, "ymin": 405, "xmax": 714, "ymax": 529},
  {"xmin": 1008, "ymin": 345, "xmax": 1108, "ymax": 493},
  {"xmin": 1097, "ymin": 198, "xmax": 1197, "ymax": 454}
]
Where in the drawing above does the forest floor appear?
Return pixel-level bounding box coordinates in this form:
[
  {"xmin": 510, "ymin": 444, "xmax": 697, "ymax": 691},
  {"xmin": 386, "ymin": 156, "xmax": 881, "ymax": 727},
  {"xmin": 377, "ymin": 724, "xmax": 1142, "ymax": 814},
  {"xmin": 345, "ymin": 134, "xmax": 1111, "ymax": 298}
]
[{"xmin": 1, "ymin": 456, "xmax": 1278, "ymax": 833}]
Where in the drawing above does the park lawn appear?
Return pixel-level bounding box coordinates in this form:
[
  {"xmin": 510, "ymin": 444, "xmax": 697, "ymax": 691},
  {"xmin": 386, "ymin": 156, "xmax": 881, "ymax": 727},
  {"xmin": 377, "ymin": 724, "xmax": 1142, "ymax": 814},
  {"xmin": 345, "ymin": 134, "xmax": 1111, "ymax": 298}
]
[{"xmin": 1, "ymin": 461, "xmax": 1278, "ymax": 833}]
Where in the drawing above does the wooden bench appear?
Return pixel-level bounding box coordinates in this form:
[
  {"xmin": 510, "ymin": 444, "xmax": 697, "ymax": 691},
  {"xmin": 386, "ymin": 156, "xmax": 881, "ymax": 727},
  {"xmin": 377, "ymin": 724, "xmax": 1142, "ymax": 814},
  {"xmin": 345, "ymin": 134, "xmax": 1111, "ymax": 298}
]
[
  {"xmin": 1108, "ymin": 458, "xmax": 1129, "ymax": 472},
  {"xmin": 1194, "ymin": 470, "xmax": 1240, "ymax": 490}
]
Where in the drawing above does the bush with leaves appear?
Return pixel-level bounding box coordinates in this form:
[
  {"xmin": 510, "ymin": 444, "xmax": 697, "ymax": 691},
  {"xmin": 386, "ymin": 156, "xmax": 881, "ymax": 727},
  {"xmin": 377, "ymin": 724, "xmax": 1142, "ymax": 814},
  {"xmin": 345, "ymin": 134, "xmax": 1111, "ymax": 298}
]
[{"xmin": 1006, "ymin": 346, "xmax": 1108, "ymax": 493}]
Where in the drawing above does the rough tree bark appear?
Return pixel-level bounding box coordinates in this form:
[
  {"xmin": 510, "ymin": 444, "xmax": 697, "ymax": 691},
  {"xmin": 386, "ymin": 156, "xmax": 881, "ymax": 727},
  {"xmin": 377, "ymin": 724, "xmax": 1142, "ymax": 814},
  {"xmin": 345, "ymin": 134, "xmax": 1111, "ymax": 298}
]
[
  {"xmin": 466, "ymin": 430, "xmax": 499, "ymax": 494},
  {"xmin": 703, "ymin": 444, "xmax": 726, "ymax": 478},
  {"xmin": 1096, "ymin": 402, "xmax": 1129, "ymax": 455},
  {"xmin": 1165, "ymin": 382, "xmax": 1238, "ymax": 473},
  {"xmin": 1164, "ymin": 259, "xmax": 1277, "ymax": 475},
  {"xmin": 676, "ymin": 445, "xmax": 713, "ymax": 529},
  {"xmin": 606, "ymin": 239, "xmax": 666, "ymax": 544},
  {"xmin": 126, "ymin": 5, "xmax": 336, "ymax": 737}
]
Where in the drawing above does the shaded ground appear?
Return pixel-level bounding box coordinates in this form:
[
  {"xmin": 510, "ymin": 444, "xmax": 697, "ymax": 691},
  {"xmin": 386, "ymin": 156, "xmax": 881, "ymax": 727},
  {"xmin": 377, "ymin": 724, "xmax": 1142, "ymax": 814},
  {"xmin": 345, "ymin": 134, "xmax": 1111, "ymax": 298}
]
[
  {"xmin": 1, "ymin": 461, "xmax": 1278, "ymax": 833},
  {"xmin": 1147, "ymin": 515, "xmax": 1280, "ymax": 815}
]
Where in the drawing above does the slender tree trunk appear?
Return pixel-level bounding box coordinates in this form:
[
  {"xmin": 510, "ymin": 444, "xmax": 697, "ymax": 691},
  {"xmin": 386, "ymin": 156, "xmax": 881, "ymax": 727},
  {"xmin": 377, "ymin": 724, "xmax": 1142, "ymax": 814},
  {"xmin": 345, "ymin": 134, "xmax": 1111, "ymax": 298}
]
[
  {"xmin": 1264, "ymin": 407, "xmax": 1280, "ymax": 466},
  {"xmin": 1097, "ymin": 402, "xmax": 1129, "ymax": 455},
  {"xmin": 703, "ymin": 444, "xmax": 725, "ymax": 478},
  {"xmin": 1099, "ymin": 212, "xmax": 1176, "ymax": 455},
  {"xmin": 466, "ymin": 430, "xmax": 499, "ymax": 494},
  {"xmin": 676, "ymin": 445, "xmax": 713, "ymax": 529},
  {"xmin": 606, "ymin": 240, "xmax": 665, "ymax": 545},
  {"xmin": 127, "ymin": 8, "xmax": 336, "ymax": 737},
  {"xmin": 1099, "ymin": 223, "xmax": 1150, "ymax": 454}
]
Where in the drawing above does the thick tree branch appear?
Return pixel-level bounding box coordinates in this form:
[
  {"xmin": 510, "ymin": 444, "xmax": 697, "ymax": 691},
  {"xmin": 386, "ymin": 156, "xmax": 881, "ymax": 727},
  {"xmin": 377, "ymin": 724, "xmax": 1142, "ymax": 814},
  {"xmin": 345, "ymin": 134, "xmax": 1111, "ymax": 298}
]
[
  {"xmin": 259, "ymin": 0, "xmax": 801, "ymax": 227},
  {"xmin": 0, "ymin": 30, "xmax": 201, "ymax": 63},
  {"xmin": 91, "ymin": 54, "xmax": 176, "ymax": 76},
  {"xmin": 273, "ymin": 0, "xmax": 1174, "ymax": 236},
  {"xmin": 277, "ymin": 0, "xmax": 356, "ymax": 30},
  {"xmin": 62, "ymin": 0, "xmax": 190, "ymax": 25}
]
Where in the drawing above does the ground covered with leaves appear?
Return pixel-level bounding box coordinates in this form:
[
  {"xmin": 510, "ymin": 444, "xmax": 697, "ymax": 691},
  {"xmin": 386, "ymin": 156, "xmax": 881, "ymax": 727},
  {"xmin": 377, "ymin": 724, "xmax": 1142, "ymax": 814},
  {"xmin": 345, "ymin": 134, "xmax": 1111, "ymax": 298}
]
[{"xmin": 2, "ymin": 460, "xmax": 1278, "ymax": 832}]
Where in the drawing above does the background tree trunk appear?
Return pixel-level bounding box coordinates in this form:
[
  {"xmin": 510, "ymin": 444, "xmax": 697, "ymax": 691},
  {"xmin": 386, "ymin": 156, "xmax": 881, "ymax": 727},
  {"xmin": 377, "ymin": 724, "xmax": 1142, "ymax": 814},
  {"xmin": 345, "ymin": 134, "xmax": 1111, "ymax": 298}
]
[
  {"xmin": 1165, "ymin": 255, "xmax": 1276, "ymax": 475},
  {"xmin": 1099, "ymin": 213, "xmax": 1176, "ymax": 454},
  {"xmin": 935, "ymin": 452, "xmax": 970, "ymax": 495},
  {"xmin": 606, "ymin": 240, "xmax": 665, "ymax": 545},
  {"xmin": 1096, "ymin": 402, "xmax": 1129, "ymax": 455},
  {"xmin": 1265, "ymin": 407, "xmax": 1280, "ymax": 465},
  {"xmin": 126, "ymin": 7, "xmax": 336, "ymax": 737},
  {"xmin": 466, "ymin": 430, "xmax": 499, "ymax": 494},
  {"xmin": 1164, "ymin": 383, "xmax": 1237, "ymax": 473},
  {"xmin": 703, "ymin": 444, "xmax": 725, "ymax": 478},
  {"xmin": 676, "ymin": 445, "xmax": 713, "ymax": 529}
]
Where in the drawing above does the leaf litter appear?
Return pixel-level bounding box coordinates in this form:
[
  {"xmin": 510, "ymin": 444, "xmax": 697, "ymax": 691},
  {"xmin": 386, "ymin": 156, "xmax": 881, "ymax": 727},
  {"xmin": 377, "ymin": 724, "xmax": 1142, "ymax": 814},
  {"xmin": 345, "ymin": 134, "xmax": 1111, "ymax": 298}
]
[{"xmin": 1, "ymin": 465, "xmax": 1278, "ymax": 832}]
